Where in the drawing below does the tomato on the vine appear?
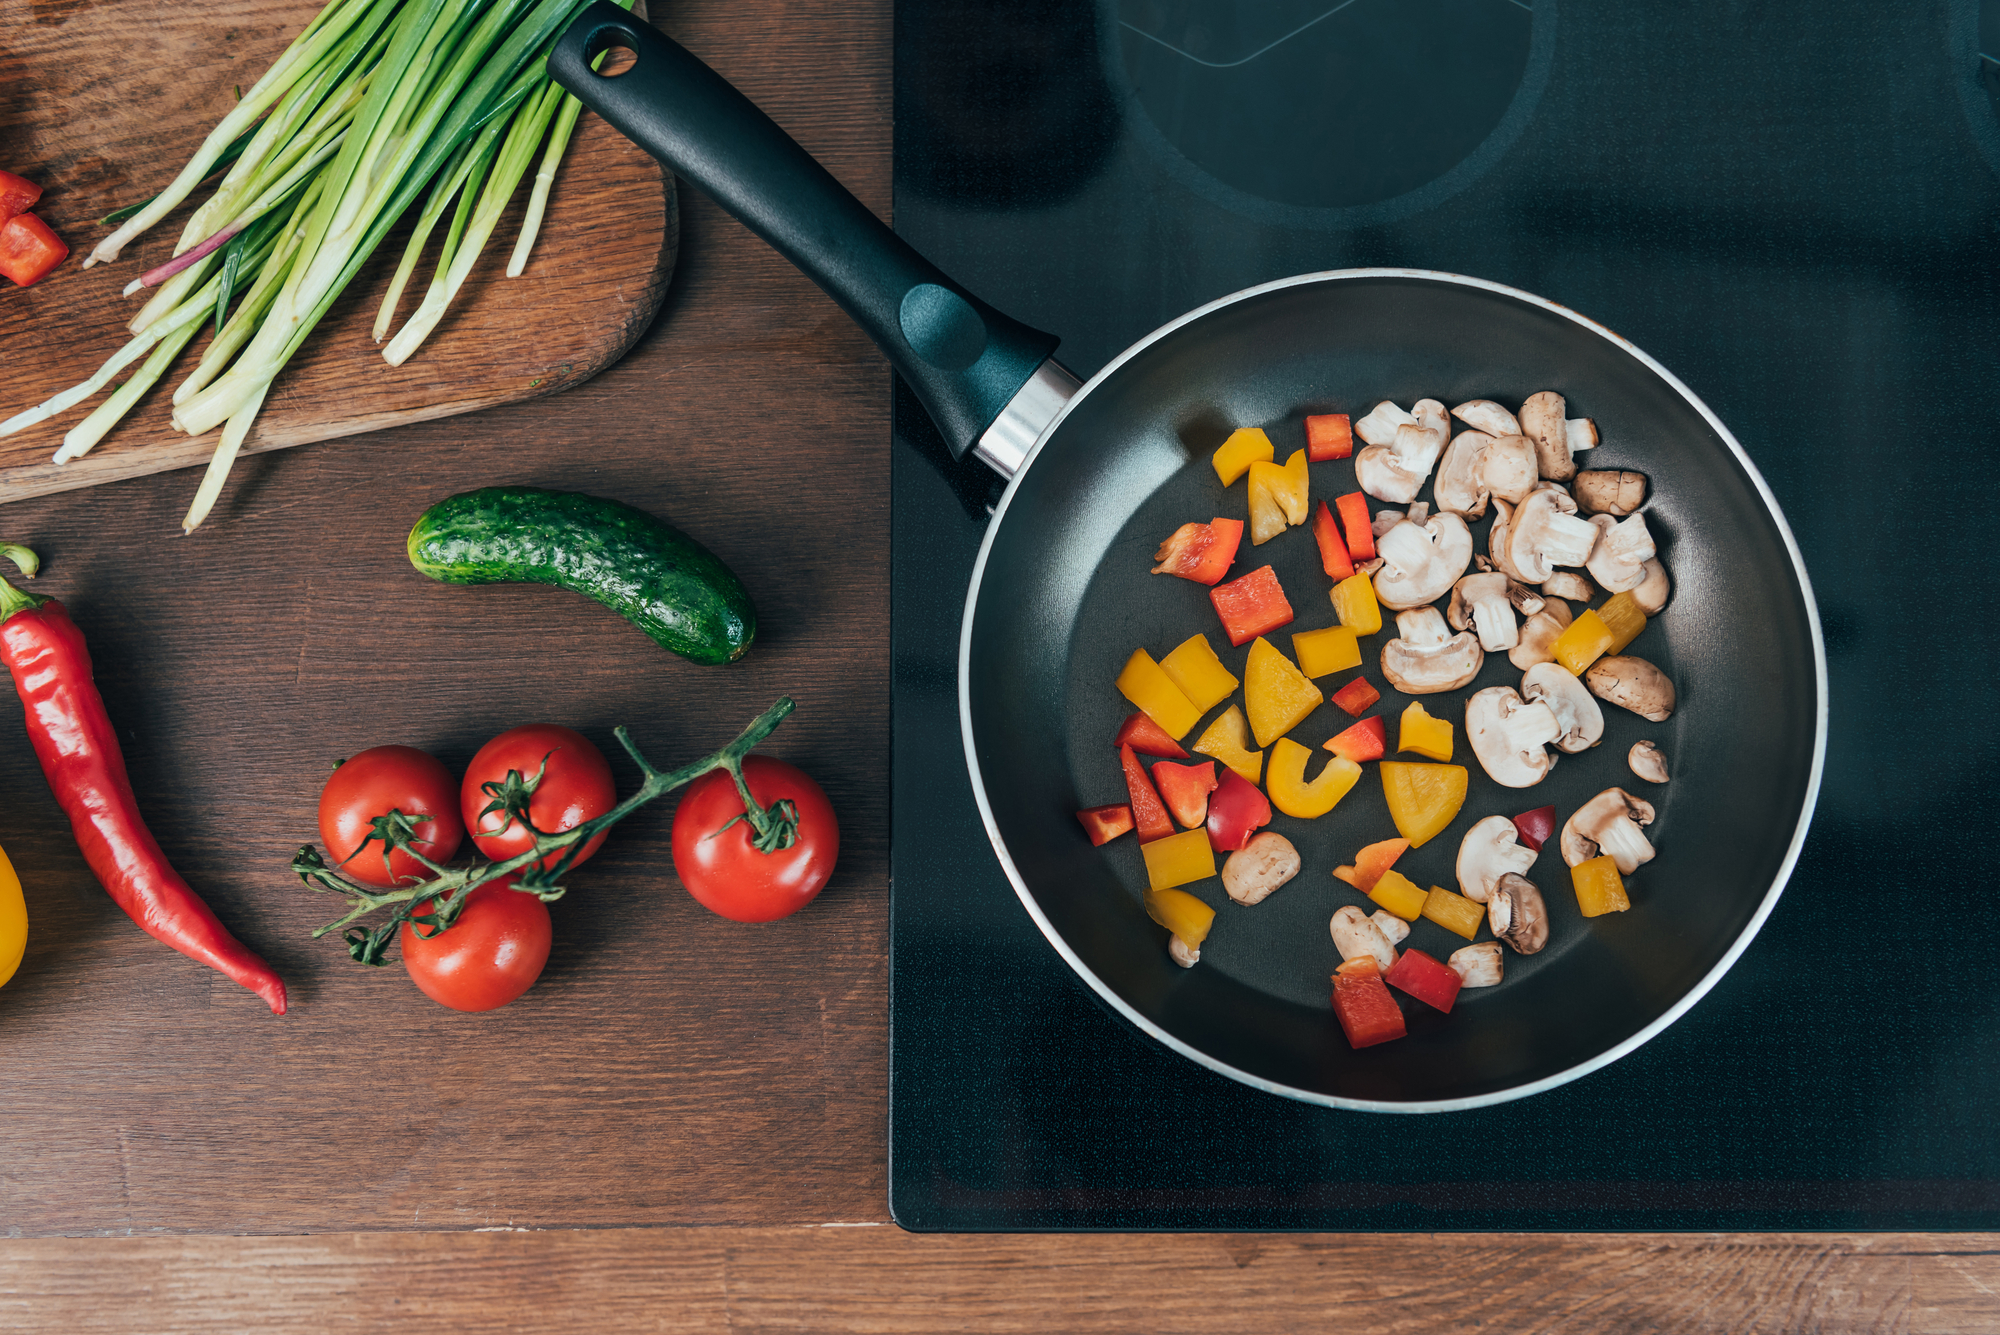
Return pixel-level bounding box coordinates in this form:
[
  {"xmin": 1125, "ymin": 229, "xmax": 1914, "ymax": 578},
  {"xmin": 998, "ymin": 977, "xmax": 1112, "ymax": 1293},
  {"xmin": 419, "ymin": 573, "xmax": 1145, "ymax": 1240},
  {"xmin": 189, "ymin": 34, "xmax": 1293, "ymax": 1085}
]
[
  {"xmin": 318, "ymin": 745, "xmax": 464, "ymax": 888},
  {"xmin": 460, "ymin": 724, "xmax": 617, "ymax": 871},
  {"xmin": 400, "ymin": 877, "xmax": 551, "ymax": 1012},
  {"xmin": 671, "ymin": 755, "xmax": 838, "ymax": 922}
]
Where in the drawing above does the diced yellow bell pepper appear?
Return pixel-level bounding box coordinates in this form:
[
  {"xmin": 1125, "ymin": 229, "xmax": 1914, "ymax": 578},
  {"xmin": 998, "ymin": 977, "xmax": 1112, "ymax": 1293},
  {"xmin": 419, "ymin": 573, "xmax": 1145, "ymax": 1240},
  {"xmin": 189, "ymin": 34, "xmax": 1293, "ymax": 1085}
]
[
  {"xmin": 1291, "ymin": 625, "xmax": 1361, "ymax": 678},
  {"xmin": 1115, "ymin": 648, "xmax": 1202, "ymax": 740},
  {"xmin": 1368, "ymin": 868, "xmax": 1428, "ymax": 921},
  {"xmin": 1243, "ymin": 636, "xmax": 1323, "ymax": 748},
  {"xmin": 1265, "ymin": 738, "xmax": 1361, "ymax": 819},
  {"xmin": 1571, "ymin": 854, "xmax": 1631, "ymax": 917},
  {"xmin": 1378, "ymin": 761, "xmax": 1468, "ymax": 848},
  {"xmin": 1246, "ymin": 450, "xmax": 1310, "ymax": 545},
  {"xmin": 1145, "ymin": 887, "xmax": 1216, "ymax": 950},
  {"xmin": 1143, "ymin": 831, "xmax": 1219, "ymax": 894},
  {"xmin": 1397, "ymin": 702, "xmax": 1454, "ymax": 762},
  {"xmin": 1551, "ymin": 608, "xmax": 1616, "ymax": 675},
  {"xmin": 1597, "ymin": 590, "xmax": 1648, "ymax": 655},
  {"xmin": 1192, "ymin": 705, "xmax": 1263, "ymax": 784},
  {"xmin": 1422, "ymin": 884, "xmax": 1485, "ymax": 940},
  {"xmin": 1330, "ymin": 573, "xmax": 1382, "ymax": 635},
  {"xmin": 1159, "ymin": 634, "xmax": 1238, "ymax": 713},
  {"xmin": 1212, "ymin": 427, "xmax": 1275, "ymax": 486}
]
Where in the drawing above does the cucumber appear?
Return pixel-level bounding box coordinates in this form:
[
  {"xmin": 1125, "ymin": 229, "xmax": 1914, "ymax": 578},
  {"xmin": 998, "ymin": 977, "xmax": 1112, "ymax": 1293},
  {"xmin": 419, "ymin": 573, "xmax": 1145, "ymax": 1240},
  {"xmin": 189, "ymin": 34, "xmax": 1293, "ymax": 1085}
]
[{"xmin": 407, "ymin": 487, "xmax": 756, "ymax": 665}]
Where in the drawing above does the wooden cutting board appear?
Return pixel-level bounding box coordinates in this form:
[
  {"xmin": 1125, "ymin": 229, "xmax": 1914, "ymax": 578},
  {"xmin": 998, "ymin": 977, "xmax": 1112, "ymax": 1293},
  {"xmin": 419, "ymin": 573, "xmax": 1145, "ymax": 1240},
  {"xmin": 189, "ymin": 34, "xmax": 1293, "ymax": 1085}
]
[{"xmin": 0, "ymin": 0, "xmax": 675, "ymax": 506}]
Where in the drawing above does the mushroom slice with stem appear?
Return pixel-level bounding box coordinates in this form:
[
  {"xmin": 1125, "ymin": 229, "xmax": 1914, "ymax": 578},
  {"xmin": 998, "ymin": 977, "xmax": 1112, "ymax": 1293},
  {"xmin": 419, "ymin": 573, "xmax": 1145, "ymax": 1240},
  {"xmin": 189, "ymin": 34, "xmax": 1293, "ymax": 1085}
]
[
  {"xmin": 1168, "ymin": 935, "xmax": 1201, "ymax": 968},
  {"xmin": 1464, "ymin": 685, "xmax": 1562, "ymax": 787},
  {"xmin": 1434, "ymin": 430, "xmax": 1493, "ymax": 519},
  {"xmin": 1521, "ymin": 661, "xmax": 1604, "ymax": 753},
  {"xmin": 1456, "ymin": 814, "xmax": 1538, "ymax": 903},
  {"xmin": 1369, "ymin": 910, "xmax": 1410, "ymax": 946},
  {"xmin": 1381, "ymin": 607, "xmax": 1483, "ymax": 694},
  {"xmin": 1584, "ymin": 512, "xmax": 1657, "ymax": 594},
  {"xmin": 1565, "ymin": 416, "xmax": 1599, "ymax": 459},
  {"xmin": 1541, "ymin": 570, "xmax": 1595, "ymax": 604},
  {"xmin": 1574, "ymin": 469, "xmax": 1647, "ymax": 516},
  {"xmin": 1451, "ymin": 399, "xmax": 1521, "ymax": 438},
  {"xmin": 1354, "ymin": 399, "xmax": 1417, "ymax": 448},
  {"xmin": 1629, "ymin": 739, "xmax": 1669, "ymax": 783},
  {"xmin": 1505, "ymin": 578, "xmax": 1546, "ymax": 618},
  {"xmin": 1584, "ymin": 655, "xmax": 1676, "ymax": 722},
  {"xmin": 1509, "ymin": 596, "xmax": 1572, "ymax": 670},
  {"xmin": 1479, "ymin": 433, "xmax": 1540, "ymax": 505},
  {"xmin": 1561, "ymin": 788, "xmax": 1656, "ymax": 873},
  {"xmin": 1449, "ymin": 941, "xmax": 1505, "ymax": 987},
  {"xmin": 1487, "ymin": 874, "xmax": 1550, "ymax": 954},
  {"xmin": 1331, "ymin": 904, "xmax": 1397, "ymax": 973},
  {"xmin": 1520, "ymin": 391, "xmax": 1579, "ymax": 482},
  {"xmin": 1448, "ymin": 571, "xmax": 1519, "ymax": 651},
  {"xmin": 1630, "ymin": 558, "xmax": 1672, "ymax": 615},
  {"xmin": 1355, "ymin": 399, "xmax": 1449, "ymax": 503},
  {"xmin": 1507, "ymin": 485, "xmax": 1599, "ymax": 583},
  {"xmin": 1373, "ymin": 512, "xmax": 1474, "ymax": 610},
  {"xmin": 1223, "ymin": 832, "xmax": 1301, "ymax": 906}
]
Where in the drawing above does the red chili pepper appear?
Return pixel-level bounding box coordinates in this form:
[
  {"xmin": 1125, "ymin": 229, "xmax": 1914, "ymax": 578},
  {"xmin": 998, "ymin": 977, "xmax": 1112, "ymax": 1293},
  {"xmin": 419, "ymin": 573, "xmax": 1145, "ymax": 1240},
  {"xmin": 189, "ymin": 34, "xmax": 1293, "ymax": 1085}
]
[
  {"xmin": 1119, "ymin": 744, "xmax": 1175, "ymax": 844},
  {"xmin": 0, "ymin": 213, "xmax": 67, "ymax": 288},
  {"xmin": 0, "ymin": 568, "xmax": 286, "ymax": 1013},
  {"xmin": 1113, "ymin": 711, "xmax": 1188, "ymax": 760},
  {"xmin": 1305, "ymin": 413, "xmax": 1353, "ymax": 461},
  {"xmin": 1309, "ymin": 500, "xmax": 1354, "ymax": 580},
  {"xmin": 0, "ymin": 170, "xmax": 43, "ymax": 224},
  {"xmin": 1334, "ymin": 492, "xmax": 1375, "ymax": 561}
]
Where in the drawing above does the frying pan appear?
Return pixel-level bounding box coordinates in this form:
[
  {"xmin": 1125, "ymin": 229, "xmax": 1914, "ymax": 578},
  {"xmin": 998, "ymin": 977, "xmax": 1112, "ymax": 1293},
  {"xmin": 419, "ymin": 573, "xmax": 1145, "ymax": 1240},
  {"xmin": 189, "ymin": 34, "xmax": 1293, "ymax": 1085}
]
[{"xmin": 550, "ymin": 6, "xmax": 1827, "ymax": 1111}]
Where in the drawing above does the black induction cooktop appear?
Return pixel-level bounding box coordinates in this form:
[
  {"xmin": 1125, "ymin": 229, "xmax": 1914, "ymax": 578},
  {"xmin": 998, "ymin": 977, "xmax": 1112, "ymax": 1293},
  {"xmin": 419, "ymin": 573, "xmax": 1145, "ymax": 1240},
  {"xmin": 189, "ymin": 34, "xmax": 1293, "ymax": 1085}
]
[{"xmin": 888, "ymin": 0, "xmax": 2000, "ymax": 1230}]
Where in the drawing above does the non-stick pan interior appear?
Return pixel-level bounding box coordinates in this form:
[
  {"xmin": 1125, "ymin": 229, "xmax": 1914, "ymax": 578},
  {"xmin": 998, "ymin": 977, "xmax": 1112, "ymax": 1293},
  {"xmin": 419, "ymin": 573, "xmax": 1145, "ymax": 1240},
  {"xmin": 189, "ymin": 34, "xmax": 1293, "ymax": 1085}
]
[{"xmin": 962, "ymin": 273, "xmax": 1822, "ymax": 1109}]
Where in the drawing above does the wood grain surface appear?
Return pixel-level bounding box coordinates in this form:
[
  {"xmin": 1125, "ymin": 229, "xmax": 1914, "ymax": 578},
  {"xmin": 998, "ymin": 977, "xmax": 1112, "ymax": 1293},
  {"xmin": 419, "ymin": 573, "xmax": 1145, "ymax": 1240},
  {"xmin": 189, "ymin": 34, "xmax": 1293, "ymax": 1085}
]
[
  {"xmin": 0, "ymin": 0, "xmax": 674, "ymax": 504},
  {"xmin": 0, "ymin": 0, "xmax": 1994, "ymax": 1330}
]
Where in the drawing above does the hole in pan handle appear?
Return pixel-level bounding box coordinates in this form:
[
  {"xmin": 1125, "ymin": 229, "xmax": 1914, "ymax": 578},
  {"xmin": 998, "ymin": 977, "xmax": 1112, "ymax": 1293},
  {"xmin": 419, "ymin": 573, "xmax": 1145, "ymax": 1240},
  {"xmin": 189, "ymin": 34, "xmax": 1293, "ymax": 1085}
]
[{"xmin": 549, "ymin": 3, "xmax": 1071, "ymax": 472}]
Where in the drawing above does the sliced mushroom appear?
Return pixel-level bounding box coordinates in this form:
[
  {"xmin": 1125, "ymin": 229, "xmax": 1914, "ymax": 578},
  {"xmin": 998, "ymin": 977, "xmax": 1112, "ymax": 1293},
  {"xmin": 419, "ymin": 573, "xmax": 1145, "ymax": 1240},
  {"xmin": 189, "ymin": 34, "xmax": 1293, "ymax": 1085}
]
[
  {"xmin": 1487, "ymin": 873, "xmax": 1550, "ymax": 953},
  {"xmin": 1433, "ymin": 430, "xmax": 1493, "ymax": 519},
  {"xmin": 1584, "ymin": 655, "xmax": 1676, "ymax": 721},
  {"xmin": 1404, "ymin": 500, "xmax": 1429, "ymax": 525},
  {"xmin": 1521, "ymin": 661, "xmax": 1604, "ymax": 753},
  {"xmin": 1584, "ymin": 512, "xmax": 1657, "ymax": 594},
  {"xmin": 1480, "ymin": 433, "xmax": 1540, "ymax": 505},
  {"xmin": 1456, "ymin": 815, "xmax": 1538, "ymax": 903},
  {"xmin": 1168, "ymin": 935, "xmax": 1201, "ymax": 968},
  {"xmin": 1449, "ymin": 941, "xmax": 1505, "ymax": 987},
  {"xmin": 1540, "ymin": 570, "xmax": 1596, "ymax": 604},
  {"xmin": 1507, "ymin": 486, "xmax": 1599, "ymax": 583},
  {"xmin": 1574, "ymin": 469, "xmax": 1647, "ymax": 516},
  {"xmin": 1372, "ymin": 512, "xmax": 1474, "ymax": 610},
  {"xmin": 1371, "ymin": 506, "xmax": 1405, "ymax": 539},
  {"xmin": 1369, "ymin": 910, "xmax": 1411, "ymax": 946},
  {"xmin": 1509, "ymin": 596, "xmax": 1573, "ymax": 670},
  {"xmin": 1354, "ymin": 399, "xmax": 1448, "ymax": 503},
  {"xmin": 1520, "ymin": 391, "xmax": 1578, "ymax": 482},
  {"xmin": 1464, "ymin": 686, "xmax": 1562, "ymax": 787},
  {"xmin": 1630, "ymin": 558, "xmax": 1672, "ymax": 615},
  {"xmin": 1223, "ymin": 832, "xmax": 1301, "ymax": 906},
  {"xmin": 1380, "ymin": 607, "xmax": 1484, "ymax": 694},
  {"xmin": 1452, "ymin": 399, "xmax": 1521, "ymax": 437},
  {"xmin": 1506, "ymin": 579, "xmax": 1546, "ymax": 618},
  {"xmin": 1447, "ymin": 571, "xmax": 1519, "ymax": 651},
  {"xmin": 1330, "ymin": 904, "xmax": 1397, "ymax": 973},
  {"xmin": 1561, "ymin": 788, "xmax": 1656, "ymax": 873},
  {"xmin": 1354, "ymin": 399, "xmax": 1417, "ymax": 448},
  {"xmin": 1629, "ymin": 740, "xmax": 1669, "ymax": 783}
]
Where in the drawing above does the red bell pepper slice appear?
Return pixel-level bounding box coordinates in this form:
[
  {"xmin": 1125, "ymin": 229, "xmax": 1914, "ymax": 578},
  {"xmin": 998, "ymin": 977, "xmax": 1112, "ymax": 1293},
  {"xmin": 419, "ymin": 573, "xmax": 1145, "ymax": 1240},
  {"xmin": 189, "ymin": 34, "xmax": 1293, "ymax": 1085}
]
[
  {"xmin": 1309, "ymin": 500, "xmax": 1354, "ymax": 580},
  {"xmin": 1205, "ymin": 767, "xmax": 1272, "ymax": 851},
  {"xmin": 1114, "ymin": 712, "xmax": 1188, "ymax": 760},
  {"xmin": 1385, "ymin": 948, "xmax": 1463, "ymax": 1014},
  {"xmin": 1331, "ymin": 958, "xmax": 1406, "ymax": 1048},
  {"xmin": 1208, "ymin": 564, "xmax": 1294, "ymax": 646},
  {"xmin": 1075, "ymin": 803, "xmax": 1134, "ymax": 846},
  {"xmin": 1331, "ymin": 836, "xmax": 1409, "ymax": 892},
  {"xmin": 0, "ymin": 213, "xmax": 67, "ymax": 288},
  {"xmin": 1512, "ymin": 805, "xmax": 1556, "ymax": 852},
  {"xmin": 1329, "ymin": 676, "xmax": 1381, "ymax": 717},
  {"xmin": 1305, "ymin": 413, "xmax": 1353, "ymax": 462},
  {"xmin": 0, "ymin": 171, "xmax": 42, "ymax": 225},
  {"xmin": 1334, "ymin": 492, "xmax": 1375, "ymax": 562},
  {"xmin": 1151, "ymin": 517, "xmax": 1244, "ymax": 586},
  {"xmin": 1119, "ymin": 744, "xmax": 1175, "ymax": 844},
  {"xmin": 1151, "ymin": 760, "xmax": 1218, "ymax": 829},
  {"xmin": 1324, "ymin": 715, "xmax": 1386, "ymax": 763}
]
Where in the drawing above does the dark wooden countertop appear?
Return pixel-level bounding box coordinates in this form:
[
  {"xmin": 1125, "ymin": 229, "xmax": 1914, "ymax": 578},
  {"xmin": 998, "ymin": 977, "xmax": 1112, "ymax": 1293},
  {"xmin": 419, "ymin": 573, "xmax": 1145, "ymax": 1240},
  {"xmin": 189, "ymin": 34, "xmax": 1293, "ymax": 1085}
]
[{"xmin": 0, "ymin": 0, "xmax": 1993, "ymax": 1328}]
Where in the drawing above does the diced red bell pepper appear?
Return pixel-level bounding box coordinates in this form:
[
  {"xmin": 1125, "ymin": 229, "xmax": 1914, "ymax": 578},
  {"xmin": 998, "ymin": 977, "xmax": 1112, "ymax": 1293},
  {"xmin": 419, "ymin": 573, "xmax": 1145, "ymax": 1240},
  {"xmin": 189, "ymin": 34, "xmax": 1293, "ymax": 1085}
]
[
  {"xmin": 1119, "ymin": 744, "xmax": 1175, "ymax": 844},
  {"xmin": 1114, "ymin": 712, "xmax": 1189, "ymax": 760},
  {"xmin": 1075, "ymin": 804, "xmax": 1134, "ymax": 846},
  {"xmin": 0, "ymin": 171, "xmax": 42, "ymax": 224},
  {"xmin": 1334, "ymin": 492, "xmax": 1375, "ymax": 562},
  {"xmin": 1305, "ymin": 413, "xmax": 1353, "ymax": 462},
  {"xmin": 1331, "ymin": 959, "xmax": 1407, "ymax": 1048},
  {"xmin": 1205, "ymin": 767, "xmax": 1272, "ymax": 851},
  {"xmin": 1208, "ymin": 565, "xmax": 1294, "ymax": 647},
  {"xmin": 1329, "ymin": 676, "xmax": 1381, "ymax": 717},
  {"xmin": 1384, "ymin": 948, "xmax": 1463, "ymax": 1014},
  {"xmin": 0, "ymin": 213, "xmax": 67, "ymax": 288},
  {"xmin": 1309, "ymin": 500, "xmax": 1354, "ymax": 580},
  {"xmin": 1151, "ymin": 760, "xmax": 1218, "ymax": 830},
  {"xmin": 1151, "ymin": 517, "xmax": 1244, "ymax": 586},
  {"xmin": 1512, "ymin": 805, "xmax": 1556, "ymax": 853},
  {"xmin": 1324, "ymin": 715, "xmax": 1386, "ymax": 763}
]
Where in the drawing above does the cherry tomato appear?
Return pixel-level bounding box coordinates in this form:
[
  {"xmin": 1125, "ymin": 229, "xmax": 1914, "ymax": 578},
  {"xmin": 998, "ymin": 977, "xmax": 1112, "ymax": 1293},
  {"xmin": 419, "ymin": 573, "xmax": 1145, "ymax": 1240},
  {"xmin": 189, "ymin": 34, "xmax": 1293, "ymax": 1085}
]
[
  {"xmin": 318, "ymin": 745, "xmax": 464, "ymax": 888},
  {"xmin": 460, "ymin": 725, "xmax": 617, "ymax": 871},
  {"xmin": 671, "ymin": 756, "xmax": 838, "ymax": 922},
  {"xmin": 400, "ymin": 878, "xmax": 552, "ymax": 1012}
]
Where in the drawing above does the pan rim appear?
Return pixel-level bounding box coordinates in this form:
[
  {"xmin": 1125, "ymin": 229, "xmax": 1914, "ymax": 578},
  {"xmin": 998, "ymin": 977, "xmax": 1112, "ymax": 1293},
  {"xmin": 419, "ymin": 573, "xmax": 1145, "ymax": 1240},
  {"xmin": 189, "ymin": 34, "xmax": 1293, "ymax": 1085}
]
[{"xmin": 953, "ymin": 266, "xmax": 1829, "ymax": 1113}]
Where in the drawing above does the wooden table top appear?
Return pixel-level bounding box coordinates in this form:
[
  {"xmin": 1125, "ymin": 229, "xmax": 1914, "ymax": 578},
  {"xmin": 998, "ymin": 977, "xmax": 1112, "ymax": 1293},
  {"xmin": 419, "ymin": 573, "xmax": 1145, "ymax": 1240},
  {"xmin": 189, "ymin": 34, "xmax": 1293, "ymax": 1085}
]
[{"xmin": 0, "ymin": 1, "xmax": 1994, "ymax": 1329}]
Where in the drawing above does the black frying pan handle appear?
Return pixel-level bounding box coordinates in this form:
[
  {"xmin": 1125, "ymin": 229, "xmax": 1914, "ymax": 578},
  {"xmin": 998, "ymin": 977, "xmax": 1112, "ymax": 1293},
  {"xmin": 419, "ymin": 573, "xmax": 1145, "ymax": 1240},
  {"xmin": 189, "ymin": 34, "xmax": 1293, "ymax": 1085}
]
[{"xmin": 549, "ymin": 3, "xmax": 1062, "ymax": 462}]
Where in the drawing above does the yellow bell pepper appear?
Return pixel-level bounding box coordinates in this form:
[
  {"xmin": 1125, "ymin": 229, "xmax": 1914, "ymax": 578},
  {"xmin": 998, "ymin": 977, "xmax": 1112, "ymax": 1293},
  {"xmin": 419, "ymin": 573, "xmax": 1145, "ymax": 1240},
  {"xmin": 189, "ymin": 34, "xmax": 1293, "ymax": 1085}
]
[
  {"xmin": 1367, "ymin": 868, "xmax": 1428, "ymax": 921},
  {"xmin": 1597, "ymin": 590, "xmax": 1648, "ymax": 655},
  {"xmin": 1291, "ymin": 625, "xmax": 1361, "ymax": 678},
  {"xmin": 1378, "ymin": 761, "xmax": 1468, "ymax": 848},
  {"xmin": 1142, "ymin": 832, "xmax": 1218, "ymax": 894},
  {"xmin": 1212, "ymin": 427, "xmax": 1275, "ymax": 486},
  {"xmin": 1115, "ymin": 648, "xmax": 1203, "ymax": 740},
  {"xmin": 1571, "ymin": 854, "xmax": 1631, "ymax": 917},
  {"xmin": 1193, "ymin": 705, "xmax": 1263, "ymax": 784},
  {"xmin": 1145, "ymin": 887, "xmax": 1216, "ymax": 951},
  {"xmin": 1265, "ymin": 738, "xmax": 1361, "ymax": 818},
  {"xmin": 1159, "ymin": 634, "xmax": 1238, "ymax": 713},
  {"xmin": 1330, "ymin": 573, "xmax": 1382, "ymax": 635},
  {"xmin": 1247, "ymin": 450, "xmax": 1310, "ymax": 545},
  {"xmin": 1243, "ymin": 636, "xmax": 1323, "ymax": 748},
  {"xmin": 0, "ymin": 842, "xmax": 23, "ymax": 990},
  {"xmin": 1551, "ymin": 608, "xmax": 1615, "ymax": 675},
  {"xmin": 1422, "ymin": 884, "xmax": 1485, "ymax": 940},
  {"xmin": 1397, "ymin": 701, "xmax": 1454, "ymax": 762}
]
